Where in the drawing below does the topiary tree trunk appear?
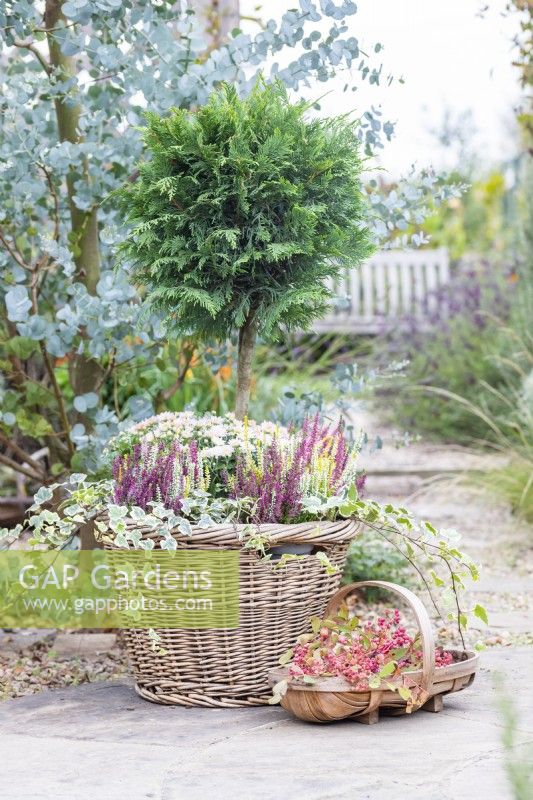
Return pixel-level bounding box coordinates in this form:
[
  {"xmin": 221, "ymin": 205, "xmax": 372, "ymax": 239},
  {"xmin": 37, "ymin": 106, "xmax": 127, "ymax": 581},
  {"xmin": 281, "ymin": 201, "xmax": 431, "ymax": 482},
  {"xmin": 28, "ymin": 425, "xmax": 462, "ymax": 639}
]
[{"xmin": 235, "ymin": 312, "xmax": 257, "ymax": 420}]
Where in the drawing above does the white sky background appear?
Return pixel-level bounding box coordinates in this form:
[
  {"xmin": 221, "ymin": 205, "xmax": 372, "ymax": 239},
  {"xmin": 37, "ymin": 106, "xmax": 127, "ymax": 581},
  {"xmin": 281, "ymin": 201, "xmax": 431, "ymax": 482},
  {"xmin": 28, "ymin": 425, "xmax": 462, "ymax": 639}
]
[{"xmin": 240, "ymin": 0, "xmax": 521, "ymax": 178}]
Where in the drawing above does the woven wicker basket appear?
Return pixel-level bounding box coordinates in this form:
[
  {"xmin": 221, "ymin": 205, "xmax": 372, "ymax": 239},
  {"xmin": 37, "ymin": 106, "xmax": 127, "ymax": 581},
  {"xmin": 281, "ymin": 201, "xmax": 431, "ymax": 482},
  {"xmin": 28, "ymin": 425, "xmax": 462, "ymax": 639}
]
[
  {"xmin": 102, "ymin": 516, "xmax": 359, "ymax": 707},
  {"xmin": 269, "ymin": 580, "xmax": 479, "ymax": 724}
]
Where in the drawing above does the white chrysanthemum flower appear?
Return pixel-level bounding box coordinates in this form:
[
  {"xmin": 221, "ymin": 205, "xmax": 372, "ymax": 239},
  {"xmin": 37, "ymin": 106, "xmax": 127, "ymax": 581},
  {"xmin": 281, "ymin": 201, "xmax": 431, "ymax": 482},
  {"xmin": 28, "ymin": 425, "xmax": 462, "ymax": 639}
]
[{"xmin": 200, "ymin": 445, "xmax": 234, "ymax": 459}]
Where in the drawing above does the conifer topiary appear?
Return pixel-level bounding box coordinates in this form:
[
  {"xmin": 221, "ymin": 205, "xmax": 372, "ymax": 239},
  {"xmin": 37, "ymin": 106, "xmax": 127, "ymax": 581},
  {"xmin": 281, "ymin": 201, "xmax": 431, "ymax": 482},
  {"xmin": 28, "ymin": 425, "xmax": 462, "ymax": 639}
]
[{"xmin": 119, "ymin": 78, "xmax": 373, "ymax": 417}]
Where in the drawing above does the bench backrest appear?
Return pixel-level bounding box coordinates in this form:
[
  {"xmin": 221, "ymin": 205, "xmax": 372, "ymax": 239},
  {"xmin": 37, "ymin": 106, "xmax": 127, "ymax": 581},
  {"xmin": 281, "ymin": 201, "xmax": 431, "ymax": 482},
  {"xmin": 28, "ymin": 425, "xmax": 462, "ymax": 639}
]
[{"xmin": 313, "ymin": 247, "xmax": 450, "ymax": 333}]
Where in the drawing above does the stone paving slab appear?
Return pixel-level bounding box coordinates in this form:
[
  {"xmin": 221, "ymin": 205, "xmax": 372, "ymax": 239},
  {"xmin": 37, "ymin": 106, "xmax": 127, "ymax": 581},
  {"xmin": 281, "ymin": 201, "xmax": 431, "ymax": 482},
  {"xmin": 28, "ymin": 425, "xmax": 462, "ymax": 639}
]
[
  {"xmin": 0, "ymin": 648, "xmax": 531, "ymax": 800},
  {"xmin": 52, "ymin": 632, "xmax": 117, "ymax": 658}
]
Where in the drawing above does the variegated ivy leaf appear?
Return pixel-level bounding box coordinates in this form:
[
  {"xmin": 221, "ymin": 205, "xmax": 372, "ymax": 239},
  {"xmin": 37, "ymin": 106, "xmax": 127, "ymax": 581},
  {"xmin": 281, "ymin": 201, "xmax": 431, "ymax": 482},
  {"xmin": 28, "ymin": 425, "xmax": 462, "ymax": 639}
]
[
  {"xmin": 160, "ymin": 537, "xmax": 177, "ymax": 551},
  {"xmin": 127, "ymin": 530, "xmax": 142, "ymax": 547},
  {"xmin": 177, "ymin": 519, "xmax": 192, "ymax": 537},
  {"xmin": 148, "ymin": 504, "xmax": 169, "ymax": 520},
  {"xmin": 315, "ymin": 551, "xmax": 339, "ymax": 575},
  {"xmin": 58, "ymin": 520, "xmax": 76, "ymax": 534},
  {"xmin": 163, "ymin": 512, "xmax": 181, "ymax": 529},
  {"xmin": 179, "ymin": 499, "xmax": 192, "ymax": 516},
  {"xmin": 301, "ymin": 496, "xmax": 323, "ymax": 510},
  {"xmin": 32, "ymin": 486, "xmax": 54, "ymax": 506},
  {"xmin": 108, "ymin": 505, "xmax": 129, "ymax": 522},
  {"xmin": 69, "ymin": 473, "xmax": 87, "ymax": 484},
  {"xmin": 138, "ymin": 539, "xmax": 155, "ymax": 551},
  {"xmin": 63, "ymin": 504, "xmax": 84, "ymax": 517},
  {"xmin": 268, "ymin": 678, "xmax": 289, "ymax": 705},
  {"xmin": 113, "ymin": 532, "xmax": 129, "ymax": 548},
  {"xmin": 110, "ymin": 523, "xmax": 127, "ymax": 541}
]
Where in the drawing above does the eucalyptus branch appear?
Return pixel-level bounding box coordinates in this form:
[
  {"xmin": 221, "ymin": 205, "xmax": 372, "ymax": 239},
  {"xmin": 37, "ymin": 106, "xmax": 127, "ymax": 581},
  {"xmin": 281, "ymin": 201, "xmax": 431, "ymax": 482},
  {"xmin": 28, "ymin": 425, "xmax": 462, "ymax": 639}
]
[
  {"xmin": 0, "ymin": 431, "xmax": 47, "ymax": 478},
  {"xmin": 13, "ymin": 39, "xmax": 51, "ymax": 75},
  {"xmin": 0, "ymin": 226, "xmax": 31, "ymax": 270},
  {"xmin": 0, "ymin": 451, "xmax": 44, "ymax": 482},
  {"xmin": 160, "ymin": 344, "xmax": 196, "ymax": 402},
  {"xmin": 34, "ymin": 21, "xmax": 78, "ymax": 34},
  {"xmin": 93, "ymin": 348, "xmax": 117, "ymax": 393},
  {"xmin": 39, "ymin": 343, "xmax": 75, "ymax": 461},
  {"xmin": 25, "ymin": 269, "xmax": 74, "ymax": 460},
  {"xmin": 37, "ymin": 162, "xmax": 61, "ymax": 242},
  {"xmin": 85, "ymin": 71, "xmax": 121, "ymax": 84},
  {"xmin": 1, "ymin": 315, "xmax": 27, "ymax": 389}
]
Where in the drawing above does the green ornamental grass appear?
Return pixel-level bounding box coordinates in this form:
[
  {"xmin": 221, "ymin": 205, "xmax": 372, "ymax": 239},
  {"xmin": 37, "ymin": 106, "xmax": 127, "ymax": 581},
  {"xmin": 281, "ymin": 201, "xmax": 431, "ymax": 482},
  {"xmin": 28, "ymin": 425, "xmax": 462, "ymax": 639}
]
[{"xmin": 118, "ymin": 78, "xmax": 373, "ymax": 417}]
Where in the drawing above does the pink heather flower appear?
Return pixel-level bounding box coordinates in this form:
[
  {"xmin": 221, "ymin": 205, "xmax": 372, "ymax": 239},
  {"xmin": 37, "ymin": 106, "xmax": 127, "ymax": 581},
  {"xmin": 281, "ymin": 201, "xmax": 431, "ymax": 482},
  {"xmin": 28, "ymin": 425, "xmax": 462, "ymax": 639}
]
[{"xmin": 229, "ymin": 414, "xmax": 359, "ymax": 524}]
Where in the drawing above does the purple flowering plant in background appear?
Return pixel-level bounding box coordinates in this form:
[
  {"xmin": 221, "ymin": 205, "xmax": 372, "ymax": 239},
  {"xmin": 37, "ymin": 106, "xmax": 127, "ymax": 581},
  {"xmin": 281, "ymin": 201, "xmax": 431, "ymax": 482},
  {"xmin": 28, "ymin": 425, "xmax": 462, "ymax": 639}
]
[
  {"xmin": 387, "ymin": 263, "xmax": 512, "ymax": 353},
  {"xmin": 375, "ymin": 260, "xmax": 517, "ymax": 443}
]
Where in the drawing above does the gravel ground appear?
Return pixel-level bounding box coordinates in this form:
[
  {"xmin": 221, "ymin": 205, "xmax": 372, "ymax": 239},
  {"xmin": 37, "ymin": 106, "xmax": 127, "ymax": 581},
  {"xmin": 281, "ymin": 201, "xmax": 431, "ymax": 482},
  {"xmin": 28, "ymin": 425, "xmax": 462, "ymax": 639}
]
[{"xmin": 0, "ymin": 634, "xmax": 128, "ymax": 701}]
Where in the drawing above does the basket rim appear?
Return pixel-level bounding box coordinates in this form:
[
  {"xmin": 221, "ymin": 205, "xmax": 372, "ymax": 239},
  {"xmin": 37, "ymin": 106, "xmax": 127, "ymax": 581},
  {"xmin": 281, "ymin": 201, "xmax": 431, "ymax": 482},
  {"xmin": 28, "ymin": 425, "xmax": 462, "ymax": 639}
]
[
  {"xmin": 98, "ymin": 512, "xmax": 360, "ymax": 546},
  {"xmin": 269, "ymin": 650, "xmax": 479, "ymax": 693}
]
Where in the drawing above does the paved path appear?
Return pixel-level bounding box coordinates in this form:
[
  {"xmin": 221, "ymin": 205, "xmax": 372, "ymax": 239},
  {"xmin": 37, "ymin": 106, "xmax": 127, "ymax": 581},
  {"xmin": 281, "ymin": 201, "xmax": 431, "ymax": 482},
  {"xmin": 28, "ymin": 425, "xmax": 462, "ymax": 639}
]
[
  {"xmin": 355, "ymin": 406, "xmax": 533, "ymax": 647},
  {"xmin": 1, "ymin": 407, "xmax": 531, "ymax": 798},
  {"xmin": 0, "ymin": 648, "xmax": 531, "ymax": 800}
]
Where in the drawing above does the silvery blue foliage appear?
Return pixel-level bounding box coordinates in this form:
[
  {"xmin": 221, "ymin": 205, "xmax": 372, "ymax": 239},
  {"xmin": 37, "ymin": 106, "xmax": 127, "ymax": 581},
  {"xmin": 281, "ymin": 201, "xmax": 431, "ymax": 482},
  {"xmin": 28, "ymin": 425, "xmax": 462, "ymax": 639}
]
[
  {"xmin": 5, "ymin": 286, "xmax": 32, "ymax": 322},
  {"xmin": 0, "ymin": 0, "xmax": 459, "ymax": 477}
]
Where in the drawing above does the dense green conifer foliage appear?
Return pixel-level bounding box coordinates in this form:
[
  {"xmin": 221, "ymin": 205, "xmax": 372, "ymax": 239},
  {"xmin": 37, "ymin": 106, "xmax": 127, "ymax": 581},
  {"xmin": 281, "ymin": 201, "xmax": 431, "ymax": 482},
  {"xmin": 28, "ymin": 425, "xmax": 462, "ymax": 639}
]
[{"xmin": 119, "ymin": 79, "xmax": 373, "ymax": 416}]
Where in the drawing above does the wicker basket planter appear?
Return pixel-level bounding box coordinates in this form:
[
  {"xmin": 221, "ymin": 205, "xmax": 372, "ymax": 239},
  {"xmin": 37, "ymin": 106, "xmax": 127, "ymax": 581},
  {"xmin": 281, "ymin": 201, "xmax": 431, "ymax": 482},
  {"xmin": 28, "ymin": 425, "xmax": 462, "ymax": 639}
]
[
  {"xmin": 268, "ymin": 580, "xmax": 479, "ymax": 724},
  {"xmin": 103, "ymin": 516, "xmax": 359, "ymax": 707}
]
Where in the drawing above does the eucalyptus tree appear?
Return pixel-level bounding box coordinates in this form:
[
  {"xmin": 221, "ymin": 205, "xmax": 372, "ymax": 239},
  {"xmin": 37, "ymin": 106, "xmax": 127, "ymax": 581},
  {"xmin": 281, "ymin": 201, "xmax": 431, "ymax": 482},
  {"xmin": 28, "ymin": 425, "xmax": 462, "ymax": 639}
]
[{"xmin": 0, "ymin": 0, "xmax": 456, "ymax": 482}]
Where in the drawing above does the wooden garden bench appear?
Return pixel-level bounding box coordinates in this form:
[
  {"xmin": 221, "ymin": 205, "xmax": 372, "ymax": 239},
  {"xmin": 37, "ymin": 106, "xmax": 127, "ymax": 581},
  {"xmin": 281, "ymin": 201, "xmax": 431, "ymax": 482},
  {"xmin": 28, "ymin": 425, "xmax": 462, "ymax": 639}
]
[{"xmin": 314, "ymin": 247, "xmax": 450, "ymax": 334}]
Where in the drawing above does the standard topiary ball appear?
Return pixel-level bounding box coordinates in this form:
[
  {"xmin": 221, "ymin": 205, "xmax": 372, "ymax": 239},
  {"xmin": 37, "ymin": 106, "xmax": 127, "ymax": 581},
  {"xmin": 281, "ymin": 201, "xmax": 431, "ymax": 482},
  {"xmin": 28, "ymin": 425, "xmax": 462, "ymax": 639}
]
[{"xmin": 119, "ymin": 78, "xmax": 373, "ymax": 416}]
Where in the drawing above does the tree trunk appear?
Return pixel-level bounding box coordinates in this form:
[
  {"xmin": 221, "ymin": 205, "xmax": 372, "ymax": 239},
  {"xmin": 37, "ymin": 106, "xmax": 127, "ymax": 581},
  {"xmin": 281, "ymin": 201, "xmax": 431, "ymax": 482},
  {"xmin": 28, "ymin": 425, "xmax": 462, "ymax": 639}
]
[
  {"xmin": 235, "ymin": 313, "xmax": 257, "ymax": 420},
  {"xmin": 45, "ymin": 0, "xmax": 101, "ymax": 294},
  {"xmin": 45, "ymin": 1, "xmax": 103, "ymax": 400}
]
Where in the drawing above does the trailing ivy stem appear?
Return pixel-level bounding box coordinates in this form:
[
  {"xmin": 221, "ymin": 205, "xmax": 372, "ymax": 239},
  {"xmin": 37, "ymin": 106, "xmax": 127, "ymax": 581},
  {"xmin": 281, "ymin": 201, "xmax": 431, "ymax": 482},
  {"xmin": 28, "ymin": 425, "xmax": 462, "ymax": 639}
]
[
  {"xmin": 235, "ymin": 312, "xmax": 257, "ymax": 420},
  {"xmin": 442, "ymin": 556, "xmax": 467, "ymax": 649},
  {"xmin": 367, "ymin": 522, "xmax": 445, "ymax": 622}
]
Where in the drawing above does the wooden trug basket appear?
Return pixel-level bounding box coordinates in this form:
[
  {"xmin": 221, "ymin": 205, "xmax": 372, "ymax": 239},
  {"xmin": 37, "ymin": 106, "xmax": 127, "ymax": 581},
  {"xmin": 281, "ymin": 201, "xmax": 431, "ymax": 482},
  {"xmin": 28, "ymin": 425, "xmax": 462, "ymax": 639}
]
[
  {"xmin": 269, "ymin": 580, "xmax": 478, "ymax": 724},
  {"xmin": 103, "ymin": 517, "xmax": 359, "ymax": 707}
]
